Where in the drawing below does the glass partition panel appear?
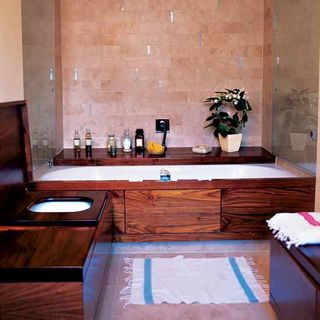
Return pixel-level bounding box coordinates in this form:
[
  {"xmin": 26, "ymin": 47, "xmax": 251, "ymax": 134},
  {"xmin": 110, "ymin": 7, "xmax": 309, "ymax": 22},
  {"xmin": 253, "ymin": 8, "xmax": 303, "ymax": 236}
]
[
  {"xmin": 21, "ymin": 0, "xmax": 56, "ymax": 170},
  {"xmin": 272, "ymin": 0, "xmax": 319, "ymax": 174}
]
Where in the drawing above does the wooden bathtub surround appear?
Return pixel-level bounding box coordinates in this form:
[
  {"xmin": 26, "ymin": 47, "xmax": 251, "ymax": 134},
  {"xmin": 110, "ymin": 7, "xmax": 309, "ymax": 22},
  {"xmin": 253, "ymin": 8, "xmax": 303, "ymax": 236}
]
[
  {"xmin": 270, "ymin": 238, "xmax": 320, "ymax": 320},
  {"xmin": 126, "ymin": 189, "xmax": 221, "ymax": 234},
  {"xmin": 32, "ymin": 176, "xmax": 315, "ymax": 242},
  {"xmin": 53, "ymin": 146, "xmax": 275, "ymax": 166}
]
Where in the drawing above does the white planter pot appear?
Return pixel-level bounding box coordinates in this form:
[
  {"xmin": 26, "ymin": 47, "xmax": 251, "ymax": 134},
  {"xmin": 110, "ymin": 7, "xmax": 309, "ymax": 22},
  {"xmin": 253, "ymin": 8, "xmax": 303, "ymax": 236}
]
[
  {"xmin": 289, "ymin": 132, "xmax": 308, "ymax": 151},
  {"xmin": 218, "ymin": 133, "xmax": 242, "ymax": 152}
]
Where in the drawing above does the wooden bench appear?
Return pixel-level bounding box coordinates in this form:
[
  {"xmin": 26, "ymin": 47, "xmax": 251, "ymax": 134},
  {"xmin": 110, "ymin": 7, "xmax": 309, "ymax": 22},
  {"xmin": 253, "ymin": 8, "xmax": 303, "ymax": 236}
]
[{"xmin": 270, "ymin": 237, "xmax": 320, "ymax": 319}]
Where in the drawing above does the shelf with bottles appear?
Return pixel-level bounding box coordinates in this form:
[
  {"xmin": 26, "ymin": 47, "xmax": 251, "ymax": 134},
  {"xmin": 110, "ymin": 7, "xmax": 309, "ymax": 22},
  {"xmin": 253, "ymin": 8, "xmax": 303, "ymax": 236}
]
[{"xmin": 52, "ymin": 147, "xmax": 275, "ymax": 166}]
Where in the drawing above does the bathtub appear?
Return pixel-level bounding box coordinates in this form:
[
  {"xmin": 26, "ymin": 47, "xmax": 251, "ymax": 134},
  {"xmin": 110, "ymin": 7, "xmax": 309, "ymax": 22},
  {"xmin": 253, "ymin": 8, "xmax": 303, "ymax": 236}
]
[{"xmin": 34, "ymin": 163, "xmax": 298, "ymax": 182}]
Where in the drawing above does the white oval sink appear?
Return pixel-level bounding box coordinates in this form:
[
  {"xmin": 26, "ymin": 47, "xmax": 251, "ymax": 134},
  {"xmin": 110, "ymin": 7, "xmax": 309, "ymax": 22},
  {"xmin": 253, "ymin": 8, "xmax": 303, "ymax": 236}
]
[{"xmin": 29, "ymin": 198, "xmax": 92, "ymax": 213}]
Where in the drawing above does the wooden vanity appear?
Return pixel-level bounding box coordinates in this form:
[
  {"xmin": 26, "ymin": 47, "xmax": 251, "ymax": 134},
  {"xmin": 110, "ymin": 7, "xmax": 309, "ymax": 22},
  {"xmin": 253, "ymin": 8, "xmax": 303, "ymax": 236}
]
[{"xmin": 0, "ymin": 101, "xmax": 112, "ymax": 319}]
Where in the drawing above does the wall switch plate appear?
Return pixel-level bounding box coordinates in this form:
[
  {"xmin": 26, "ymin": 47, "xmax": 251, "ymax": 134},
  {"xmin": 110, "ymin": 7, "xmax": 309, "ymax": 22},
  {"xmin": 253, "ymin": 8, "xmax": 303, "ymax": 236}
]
[{"xmin": 156, "ymin": 119, "xmax": 170, "ymax": 132}]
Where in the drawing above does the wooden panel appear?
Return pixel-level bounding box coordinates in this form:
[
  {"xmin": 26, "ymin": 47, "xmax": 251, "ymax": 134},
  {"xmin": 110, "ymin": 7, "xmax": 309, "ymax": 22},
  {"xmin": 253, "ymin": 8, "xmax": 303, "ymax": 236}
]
[
  {"xmin": 221, "ymin": 187, "xmax": 315, "ymax": 232},
  {"xmin": 0, "ymin": 228, "xmax": 95, "ymax": 282},
  {"xmin": 95, "ymin": 192, "xmax": 112, "ymax": 242},
  {"xmin": 270, "ymin": 238, "xmax": 317, "ymax": 320},
  {"xmin": 31, "ymin": 177, "xmax": 315, "ymax": 192},
  {"xmin": 53, "ymin": 146, "xmax": 275, "ymax": 166},
  {"xmin": 0, "ymin": 101, "xmax": 29, "ymax": 211},
  {"xmin": 126, "ymin": 189, "xmax": 220, "ymax": 234},
  {"xmin": 115, "ymin": 231, "xmax": 269, "ymax": 242},
  {"xmin": 0, "ymin": 282, "xmax": 83, "ymax": 320},
  {"xmin": 110, "ymin": 191, "xmax": 125, "ymax": 234}
]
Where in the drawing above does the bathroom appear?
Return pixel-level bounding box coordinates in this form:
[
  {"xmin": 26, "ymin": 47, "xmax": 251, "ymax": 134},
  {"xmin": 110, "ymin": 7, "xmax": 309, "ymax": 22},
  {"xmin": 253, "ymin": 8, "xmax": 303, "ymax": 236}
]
[{"xmin": 0, "ymin": 0, "xmax": 320, "ymax": 319}]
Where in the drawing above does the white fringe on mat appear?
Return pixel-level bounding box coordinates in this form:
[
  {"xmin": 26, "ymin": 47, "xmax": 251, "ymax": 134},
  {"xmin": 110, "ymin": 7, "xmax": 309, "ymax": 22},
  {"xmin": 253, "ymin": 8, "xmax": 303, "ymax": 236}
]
[
  {"xmin": 119, "ymin": 258, "xmax": 134, "ymax": 307},
  {"xmin": 245, "ymin": 256, "xmax": 269, "ymax": 296}
]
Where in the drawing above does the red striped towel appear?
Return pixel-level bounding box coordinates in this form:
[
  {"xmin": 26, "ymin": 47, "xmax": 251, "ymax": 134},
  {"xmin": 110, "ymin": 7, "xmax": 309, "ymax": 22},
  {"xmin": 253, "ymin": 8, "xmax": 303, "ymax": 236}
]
[{"xmin": 267, "ymin": 212, "xmax": 320, "ymax": 248}]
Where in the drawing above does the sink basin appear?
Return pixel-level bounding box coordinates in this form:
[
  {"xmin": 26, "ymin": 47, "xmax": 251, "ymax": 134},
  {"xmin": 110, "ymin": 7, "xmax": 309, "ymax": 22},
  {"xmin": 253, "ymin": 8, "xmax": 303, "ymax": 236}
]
[{"xmin": 28, "ymin": 197, "xmax": 93, "ymax": 213}]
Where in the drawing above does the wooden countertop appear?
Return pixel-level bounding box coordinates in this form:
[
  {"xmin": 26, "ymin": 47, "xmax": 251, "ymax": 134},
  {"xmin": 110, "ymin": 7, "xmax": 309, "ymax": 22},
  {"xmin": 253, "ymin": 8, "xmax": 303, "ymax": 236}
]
[
  {"xmin": 53, "ymin": 146, "xmax": 275, "ymax": 166},
  {"xmin": 0, "ymin": 190, "xmax": 108, "ymax": 227},
  {"xmin": 0, "ymin": 228, "xmax": 96, "ymax": 282}
]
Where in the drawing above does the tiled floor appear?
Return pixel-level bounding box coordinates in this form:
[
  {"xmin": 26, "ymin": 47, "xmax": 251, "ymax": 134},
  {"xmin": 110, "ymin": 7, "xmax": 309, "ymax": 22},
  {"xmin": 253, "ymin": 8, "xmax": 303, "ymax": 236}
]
[{"xmin": 95, "ymin": 240, "xmax": 276, "ymax": 320}]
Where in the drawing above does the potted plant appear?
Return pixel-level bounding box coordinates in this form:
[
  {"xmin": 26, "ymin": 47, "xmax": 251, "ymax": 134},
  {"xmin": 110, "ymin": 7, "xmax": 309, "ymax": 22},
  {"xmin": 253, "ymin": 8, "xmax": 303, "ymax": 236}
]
[
  {"xmin": 282, "ymin": 89, "xmax": 312, "ymax": 151},
  {"xmin": 204, "ymin": 88, "xmax": 252, "ymax": 152}
]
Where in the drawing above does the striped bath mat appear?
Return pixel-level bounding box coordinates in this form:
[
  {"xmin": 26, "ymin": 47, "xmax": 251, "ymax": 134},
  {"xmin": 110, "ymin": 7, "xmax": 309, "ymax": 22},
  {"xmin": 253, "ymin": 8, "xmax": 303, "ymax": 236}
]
[{"xmin": 120, "ymin": 256, "xmax": 268, "ymax": 305}]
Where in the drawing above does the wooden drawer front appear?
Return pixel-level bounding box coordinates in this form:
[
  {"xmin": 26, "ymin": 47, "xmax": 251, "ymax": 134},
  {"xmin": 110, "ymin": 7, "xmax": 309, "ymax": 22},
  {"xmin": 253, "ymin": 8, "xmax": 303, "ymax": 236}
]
[
  {"xmin": 126, "ymin": 189, "xmax": 220, "ymax": 234},
  {"xmin": 270, "ymin": 239, "xmax": 317, "ymax": 320},
  {"xmin": 221, "ymin": 187, "xmax": 315, "ymax": 232}
]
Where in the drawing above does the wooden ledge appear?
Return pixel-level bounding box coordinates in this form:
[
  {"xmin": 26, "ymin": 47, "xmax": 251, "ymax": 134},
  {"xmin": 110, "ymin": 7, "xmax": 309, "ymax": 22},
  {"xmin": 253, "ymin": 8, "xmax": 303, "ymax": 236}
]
[
  {"xmin": 53, "ymin": 146, "xmax": 275, "ymax": 166},
  {"xmin": 0, "ymin": 228, "xmax": 96, "ymax": 282}
]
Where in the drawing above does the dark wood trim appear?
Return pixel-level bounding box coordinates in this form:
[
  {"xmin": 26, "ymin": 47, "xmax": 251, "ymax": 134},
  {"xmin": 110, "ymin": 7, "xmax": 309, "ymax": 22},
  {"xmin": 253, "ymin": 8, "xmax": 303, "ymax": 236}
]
[
  {"xmin": 30, "ymin": 176, "xmax": 315, "ymax": 191},
  {"xmin": 53, "ymin": 146, "xmax": 275, "ymax": 166},
  {"xmin": 114, "ymin": 232, "xmax": 271, "ymax": 242},
  {"xmin": 20, "ymin": 101, "xmax": 33, "ymax": 182}
]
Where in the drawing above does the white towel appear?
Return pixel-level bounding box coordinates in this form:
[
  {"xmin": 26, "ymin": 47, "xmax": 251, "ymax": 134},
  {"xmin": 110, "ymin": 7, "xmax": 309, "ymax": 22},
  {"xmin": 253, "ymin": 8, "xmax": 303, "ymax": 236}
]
[
  {"xmin": 267, "ymin": 211, "xmax": 320, "ymax": 248},
  {"xmin": 120, "ymin": 256, "xmax": 268, "ymax": 305}
]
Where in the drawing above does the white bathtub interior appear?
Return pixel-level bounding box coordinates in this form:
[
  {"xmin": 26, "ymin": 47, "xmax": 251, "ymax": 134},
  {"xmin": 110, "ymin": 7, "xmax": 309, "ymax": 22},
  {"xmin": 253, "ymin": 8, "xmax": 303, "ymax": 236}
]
[{"xmin": 33, "ymin": 163, "xmax": 301, "ymax": 182}]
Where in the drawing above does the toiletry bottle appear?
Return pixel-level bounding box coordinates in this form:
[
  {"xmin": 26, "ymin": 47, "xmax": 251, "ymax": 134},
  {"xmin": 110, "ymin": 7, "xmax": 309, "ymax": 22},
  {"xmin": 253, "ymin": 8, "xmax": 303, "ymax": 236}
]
[
  {"xmin": 73, "ymin": 129, "xmax": 81, "ymax": 152},
  {"xmin": 107, "ymin": 134, "xmax": 116, "ymax": 153},
  {"xmin": 85, "ymin": 129, "xmax": 92, "ymax": 156},
  {"xmin": 122, "ymin": 129, "xmax": 132, "ymax": 152},
  {"xmin": 32, "ymin": 129, "xmax": 38, "ymax": 149},
  {"xmin": 135, "ymin": 129, "xmax": 144, "ymax": 152},
  {"xmin": 42, "ymin": 129, "xmax": 49, "ymax": 150}
]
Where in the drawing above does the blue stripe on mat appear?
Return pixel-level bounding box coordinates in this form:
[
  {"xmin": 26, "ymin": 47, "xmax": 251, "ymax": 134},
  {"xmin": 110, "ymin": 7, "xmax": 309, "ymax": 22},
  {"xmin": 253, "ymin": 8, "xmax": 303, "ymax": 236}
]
[
  {"xmin": 228, "ymin": 257, "xmax": 258, "ymax": 303},
  {"xmin": 144, "ymin": 258, "xmax": 154, "ymax": 304}
]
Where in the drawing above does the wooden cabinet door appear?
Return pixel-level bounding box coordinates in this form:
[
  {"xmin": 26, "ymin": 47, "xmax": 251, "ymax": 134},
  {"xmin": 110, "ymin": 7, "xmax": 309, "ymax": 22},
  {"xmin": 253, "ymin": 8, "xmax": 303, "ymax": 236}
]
[
  {"xmin": 125, "ymin": 189, "xmax": 220, "ymax": 234},
  {"xmin": 221, "ymin": 187, "xmax": 315, "ymax": 233}
]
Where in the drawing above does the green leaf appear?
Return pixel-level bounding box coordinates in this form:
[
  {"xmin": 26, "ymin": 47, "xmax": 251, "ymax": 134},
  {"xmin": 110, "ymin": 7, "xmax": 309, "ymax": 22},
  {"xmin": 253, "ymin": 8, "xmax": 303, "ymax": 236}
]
[
  {"xmin": 245, "ymin": 101, "xmax": 252, "ymax": 111},
  {"xmin": 219, "ymin": 111, "xmax": 229, "ymax": 118},
  {"xmin": 241, "ymin": 111, "xmax": 248, "ymax": 123},
  {"xmin": 206, "ymin": 115, "xmax": 215, "ymax": 121}
]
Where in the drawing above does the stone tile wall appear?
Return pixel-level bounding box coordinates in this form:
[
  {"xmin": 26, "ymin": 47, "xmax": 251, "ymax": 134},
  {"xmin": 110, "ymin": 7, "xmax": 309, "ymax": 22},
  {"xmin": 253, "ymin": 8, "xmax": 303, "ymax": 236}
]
[{"xmin": 61, "ymin": 0, "xmax": 265, "ymax": 148}]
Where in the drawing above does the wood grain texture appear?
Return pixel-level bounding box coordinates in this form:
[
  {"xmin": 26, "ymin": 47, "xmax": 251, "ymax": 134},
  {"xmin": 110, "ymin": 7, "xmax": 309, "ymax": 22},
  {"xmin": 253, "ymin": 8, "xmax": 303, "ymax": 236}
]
[
  {"xmin": 94, "ymin": 192, "xmax": 112, "ymax": 242},
  {"xmin": 109, "ymin": 190, "xmax": 125, "ymax": 234},
  {"xmin": 221, "ymin": 187, "xmax": 315, "ymax": 232},
  {"xmin": 31, "ymin": 177, "xmax": 315, "ymax": 192},
  {"xmin": 20, "ymin": 101, "xmax": 33, "ymax": 182},
  {"xmin": 0, "ymin": 228, "xmax": 96, "ymax": 282},
  {"xmin": 53, "ymin": 147, "xmax": 275, "ymax": 166},
  {"xmin": 0, "ymin": 190, "xmax": 108, "ymax": 227},
  {"xmin": 114, "ymin": 231, "xmax": 270, "ymax": 242},
  {"xmin": 270, "ymin": 238, "xmax": 318, "ymax": 320},
  {"xmin": 0, "ymin": 101, "xmax": 29, "ymax": 211},
  {"xmin": 126, "ymin": 189, "xmax": 220, "ymax": 234},
  {"xmin": 0, "ymin": 282, "xmax": 83, "ymax": 320}
]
